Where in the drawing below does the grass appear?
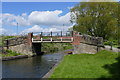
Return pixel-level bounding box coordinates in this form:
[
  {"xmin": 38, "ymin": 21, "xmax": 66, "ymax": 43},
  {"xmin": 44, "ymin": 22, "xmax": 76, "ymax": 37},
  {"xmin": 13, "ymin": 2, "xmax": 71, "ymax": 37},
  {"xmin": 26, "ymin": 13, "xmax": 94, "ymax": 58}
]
[
  {"xmin": 50, "ymin": 50, "xmax": 119, "ymax": 78},
  {"xmin": 0, "ymin": 50, "xmax": 23, "ymax": 57}
]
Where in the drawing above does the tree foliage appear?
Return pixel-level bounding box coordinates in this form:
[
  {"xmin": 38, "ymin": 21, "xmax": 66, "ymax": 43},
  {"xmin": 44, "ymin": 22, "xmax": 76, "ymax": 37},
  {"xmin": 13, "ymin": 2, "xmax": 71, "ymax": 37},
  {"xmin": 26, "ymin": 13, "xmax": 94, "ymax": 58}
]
[{"xmin": 71, "ymin": 2, "xmax": 119, "ymax": 40}]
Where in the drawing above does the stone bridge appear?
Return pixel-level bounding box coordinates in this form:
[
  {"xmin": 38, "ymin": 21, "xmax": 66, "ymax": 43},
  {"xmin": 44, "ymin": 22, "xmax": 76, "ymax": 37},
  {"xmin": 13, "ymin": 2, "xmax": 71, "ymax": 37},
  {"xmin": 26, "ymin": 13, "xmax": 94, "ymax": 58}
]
[{"xmin": 3, "ymin": 31, "xmax": 104, "ymax": 56}]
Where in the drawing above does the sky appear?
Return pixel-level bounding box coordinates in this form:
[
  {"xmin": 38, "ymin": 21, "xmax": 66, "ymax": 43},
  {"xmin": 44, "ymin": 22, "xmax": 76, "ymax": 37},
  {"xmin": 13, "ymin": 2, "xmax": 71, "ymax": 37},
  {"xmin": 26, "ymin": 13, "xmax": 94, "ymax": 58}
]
[
  {"xmin": 1, "ymin": 1, "xmax": 119, "ymax": 35},
  {"xmin": 1, "ymin": 2, "xmax": 78, "ymax": 35}
]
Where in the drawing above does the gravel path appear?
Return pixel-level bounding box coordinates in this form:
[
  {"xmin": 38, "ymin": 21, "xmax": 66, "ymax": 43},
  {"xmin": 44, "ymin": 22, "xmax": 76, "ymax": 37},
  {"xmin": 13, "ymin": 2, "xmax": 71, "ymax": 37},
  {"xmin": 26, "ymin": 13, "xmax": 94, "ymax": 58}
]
[{"xmin": 104, "ymin": 46, "xmax": 120, "ymax": 53}]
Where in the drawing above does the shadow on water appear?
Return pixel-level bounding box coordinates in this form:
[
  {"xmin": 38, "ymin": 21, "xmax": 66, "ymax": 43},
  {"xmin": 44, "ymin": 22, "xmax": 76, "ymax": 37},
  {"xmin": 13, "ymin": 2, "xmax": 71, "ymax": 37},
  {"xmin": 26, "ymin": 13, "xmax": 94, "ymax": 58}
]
[{"xmin": 98, "ymin": 55, "xmax": 120, "ymax": 80}]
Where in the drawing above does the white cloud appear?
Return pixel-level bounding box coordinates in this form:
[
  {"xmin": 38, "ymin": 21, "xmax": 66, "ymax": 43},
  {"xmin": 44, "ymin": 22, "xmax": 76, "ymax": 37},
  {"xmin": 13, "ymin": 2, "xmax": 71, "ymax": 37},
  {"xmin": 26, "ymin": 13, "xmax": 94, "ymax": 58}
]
[
  {"xmin": 2, "ymin": 10, "xmax": 72, "ymax": 27},
  {"xmin": 28, "ymin": 10, "xmax": 72, "ymax": 26},
  {"xmin": 21, "ymin": 24, "xmax": 74, "ymax": 34},
  {"xmin": 21, "ymin": 25, "xmax": 43, "ymax": 33},
  {"xmin": 21, "ymin": 25, "xmax": 61, "ymax": 34},
  {"xmin": 0, "ymin": 28, "xmax": 7, "ymax": 34},
  {"xmin": 1, "ymin": 10, "xmax": 74, "ymax": 35},
  {"xmin": 2, "ymin": 13, "xmax": 30, "ymax": 26}
]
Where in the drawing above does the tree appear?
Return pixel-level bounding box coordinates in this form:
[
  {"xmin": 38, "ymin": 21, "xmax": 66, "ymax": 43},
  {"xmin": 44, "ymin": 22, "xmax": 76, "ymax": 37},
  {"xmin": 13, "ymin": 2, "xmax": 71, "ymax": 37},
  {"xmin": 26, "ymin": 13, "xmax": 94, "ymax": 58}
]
[{"xmin": 71, "ymin": 2, "xmax": 119, "ymax": 40}]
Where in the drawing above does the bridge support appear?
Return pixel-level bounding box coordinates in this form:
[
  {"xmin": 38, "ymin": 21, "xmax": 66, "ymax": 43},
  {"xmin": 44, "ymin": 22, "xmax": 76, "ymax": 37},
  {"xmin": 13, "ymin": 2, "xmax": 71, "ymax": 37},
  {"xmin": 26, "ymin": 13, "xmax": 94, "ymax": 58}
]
[
  {"xmin": 27, "ymin": 33, "xmax": 43, "ymax": 55},
  {"xmin": 72, "ymin": 34, "xmax": 104, "ymax": 54},
  {"xmin": 72, "ymin": 31, "xmax": 80, "ymax": 54}
]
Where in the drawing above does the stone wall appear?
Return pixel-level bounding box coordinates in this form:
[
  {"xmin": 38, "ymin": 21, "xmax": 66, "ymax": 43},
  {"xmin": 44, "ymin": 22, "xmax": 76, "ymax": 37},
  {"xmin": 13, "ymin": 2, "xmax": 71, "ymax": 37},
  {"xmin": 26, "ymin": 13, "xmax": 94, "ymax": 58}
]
[
  {"xmin": 4, "ymin": 43, "xmax": 33, "ymax": 56},
  {"xmin": 4, "ymin": 36, "xmax": 27, "ymax": 47},
  {"xmin": 73, "ymin": 34, "xmax": 104, "ymax": 54},
  {"xmin": 3, "ymin": 36, "xmax": 35, "ymax": 56},
  {"xmin": 73, "ymin": 43, "xmax": 104, "ymax": 54},
  {"xmin": 80, "ymin": 34, "xmax": 103, "ymax": 46}
]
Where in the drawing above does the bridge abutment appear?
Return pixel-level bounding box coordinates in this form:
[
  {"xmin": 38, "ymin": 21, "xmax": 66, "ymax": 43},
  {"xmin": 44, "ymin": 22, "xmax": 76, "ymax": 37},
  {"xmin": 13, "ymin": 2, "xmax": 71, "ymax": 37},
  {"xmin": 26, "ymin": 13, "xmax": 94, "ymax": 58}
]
[
  {"xmin": 73, "ymin": 34, "xmax": 104, "ymax": 54},
  {"xmin": 3, "ymin": 36, "xmax": 34, "ymax": 56}
]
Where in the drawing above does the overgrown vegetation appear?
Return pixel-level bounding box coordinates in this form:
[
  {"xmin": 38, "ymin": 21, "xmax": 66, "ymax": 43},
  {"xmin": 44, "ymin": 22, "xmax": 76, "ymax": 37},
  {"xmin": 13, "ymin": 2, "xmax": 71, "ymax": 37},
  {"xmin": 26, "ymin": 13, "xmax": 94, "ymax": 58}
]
[
  {"xmin": 104, "ymin": 39, "xmax": 119, "ymax": 48},
  {"xmin": 50, "ymin": 50, "xmax": 119, "ymax": 78},
  {"xmin": 41, "ymin": 43, "xmax": 73, "ymax": 53},
  {"xmin": 0, "ymin": 49, "xmax": 23, "ymax": 57}
]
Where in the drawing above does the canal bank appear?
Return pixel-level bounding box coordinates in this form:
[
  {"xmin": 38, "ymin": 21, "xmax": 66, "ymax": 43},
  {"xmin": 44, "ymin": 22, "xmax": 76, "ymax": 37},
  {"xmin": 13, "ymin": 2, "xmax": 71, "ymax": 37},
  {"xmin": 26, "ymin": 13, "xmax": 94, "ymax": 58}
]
[{"xmin": 43, "ymin": 49, "xmax": 73, "ymax": 78}]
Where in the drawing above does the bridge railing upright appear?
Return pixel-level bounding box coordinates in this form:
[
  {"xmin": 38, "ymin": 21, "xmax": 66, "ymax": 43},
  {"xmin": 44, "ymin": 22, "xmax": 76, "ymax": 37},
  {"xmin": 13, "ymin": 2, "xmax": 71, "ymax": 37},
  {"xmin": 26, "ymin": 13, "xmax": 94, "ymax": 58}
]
[{"xmin": 32, "ymin": 31, "xmax": 74, "ymax": 42}]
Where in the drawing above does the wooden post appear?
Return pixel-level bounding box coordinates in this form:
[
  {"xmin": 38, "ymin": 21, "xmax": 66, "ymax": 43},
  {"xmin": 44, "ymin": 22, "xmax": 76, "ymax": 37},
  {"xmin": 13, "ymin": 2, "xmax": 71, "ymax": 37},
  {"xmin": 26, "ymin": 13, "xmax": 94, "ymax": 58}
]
[
  {"xmin": 41, "ymin": 32, "xmax": 42, "ymax": 37},
  {"xmin": 66, "ymin": 32, "xmax": 67, "ymax": 37},
  {"xmin": 51, "ymin": 31, "xmax": 52, "ymax": 37},
  {"xmin": 6, "ymin": 40, "xmax": 9, "ymax": 49},
  {"xmin": 41, "ymin": 32, "xmax": 42, "ymax": 41},
  {"xmin": 61, "ymin": 31, "xmax": 62, "ymax": 42},
  {"xmin": 61, "ymin": 31, "xmax": 62, "ymax": 37},
  {"xmin": 51, "ymin": 32, "xmax": 52, "ymax": 41},
  {"xmin": 72, "ymin": 31, "xmax": 73, "ymax": 37}
]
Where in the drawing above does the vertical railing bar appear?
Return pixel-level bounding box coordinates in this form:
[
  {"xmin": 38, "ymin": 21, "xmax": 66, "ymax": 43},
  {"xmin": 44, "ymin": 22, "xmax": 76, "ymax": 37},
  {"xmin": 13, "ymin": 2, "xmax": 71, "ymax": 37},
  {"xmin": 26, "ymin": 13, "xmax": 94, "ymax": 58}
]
[
  {"xmin": 61, "ymin": 31, "xmax": 62, "ymax": 37},
  {"xmin": 32, "ymin": 38, "xmax": 33, "ymax": 42},
  {"xmin": 41, "ymin": 38, "xmax": 43, "ymax": 42},
  {"xmin": 51, "ymin": 31, "xmax": 52, "ymax": 42}
]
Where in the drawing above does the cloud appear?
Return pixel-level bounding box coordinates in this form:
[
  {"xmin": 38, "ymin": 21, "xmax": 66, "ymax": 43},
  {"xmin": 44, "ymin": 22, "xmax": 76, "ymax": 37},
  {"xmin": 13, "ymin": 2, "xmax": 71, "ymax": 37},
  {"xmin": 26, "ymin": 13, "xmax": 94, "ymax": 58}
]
[
  {"xmin": 21, "ymin": 24, "xmax": 74, "ymax": 34},
  {"xmin": 2, "ymin": 13, "xmax": 30, "ymax": 26},
  {"xmin": 28, "ymin": 10, "xmax": 72, "ymax": 26},
  {"xmin": 21, "ymin": 25, "xmax": 60, "ymax": 34},
  {"xmin": 2, "ymin": 10, "xmax": 72, "ymax": 27},
  {"xmin": 1, "ymin": 10, "xmax": 74, "ymax": 35},
  {"xmin": 21, "ymin": 25, "xmax": 43, "ymax": 33},
  {"xmin": 0, "ymin": 28, "xmax": 7, "ymax": 34}
]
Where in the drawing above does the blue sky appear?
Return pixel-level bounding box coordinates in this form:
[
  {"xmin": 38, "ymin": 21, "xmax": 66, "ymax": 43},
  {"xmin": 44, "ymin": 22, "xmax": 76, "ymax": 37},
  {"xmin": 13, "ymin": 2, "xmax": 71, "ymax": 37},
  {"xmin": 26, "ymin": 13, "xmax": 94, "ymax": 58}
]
[
  {"xmin": 2, "ymin": 2, "xmax": 77, "ymax": 15},
  {"xmin": 1, "ymin": 2, "xmax": 78, "ymax": 35},
  {"xmin": 1, "ymin": 1, "xmax": 119, "ymax": 35}
]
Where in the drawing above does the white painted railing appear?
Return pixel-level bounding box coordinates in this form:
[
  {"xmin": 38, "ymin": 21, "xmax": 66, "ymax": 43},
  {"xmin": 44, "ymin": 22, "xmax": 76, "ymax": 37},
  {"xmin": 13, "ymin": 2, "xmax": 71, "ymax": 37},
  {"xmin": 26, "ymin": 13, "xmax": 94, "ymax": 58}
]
[{"xmin": 32, "ymin": 37, "xmax": 73, "ymax": 43}]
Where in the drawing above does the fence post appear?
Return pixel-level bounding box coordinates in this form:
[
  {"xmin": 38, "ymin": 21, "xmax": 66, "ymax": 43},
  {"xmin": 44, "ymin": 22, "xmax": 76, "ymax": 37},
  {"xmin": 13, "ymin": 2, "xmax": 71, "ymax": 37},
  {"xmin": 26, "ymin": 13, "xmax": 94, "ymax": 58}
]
[
  {"xmin": 61, "ymin": 31, "xmax": 62, "ymax": 37},
  {"xmin": 51, "ymin": 32, "xmax": 52, "ymax": 41},
  {"xmin": 6, "ymin": 40, "xmax": 9, "ymax": 49}
]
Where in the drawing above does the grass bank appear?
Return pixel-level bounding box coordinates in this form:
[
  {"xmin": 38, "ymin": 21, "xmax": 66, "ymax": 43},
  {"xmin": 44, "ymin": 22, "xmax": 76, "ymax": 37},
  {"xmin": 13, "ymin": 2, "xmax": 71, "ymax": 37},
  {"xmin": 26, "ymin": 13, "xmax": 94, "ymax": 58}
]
[
  {"xmin": 50, "ymin": 50, "xmax": 119, "ymax": 78},
  {"xmin": 0, "ymin": 49, "xmax": 24, "ymax": 57}
]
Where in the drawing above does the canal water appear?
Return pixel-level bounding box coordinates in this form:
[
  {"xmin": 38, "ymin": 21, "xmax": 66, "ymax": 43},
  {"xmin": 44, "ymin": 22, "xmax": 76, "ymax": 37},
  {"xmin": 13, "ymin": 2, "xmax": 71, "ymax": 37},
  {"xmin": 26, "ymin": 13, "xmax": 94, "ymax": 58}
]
[{"xmin": 2, "ymin": 52, "xmax": 64, "ymax": 78}]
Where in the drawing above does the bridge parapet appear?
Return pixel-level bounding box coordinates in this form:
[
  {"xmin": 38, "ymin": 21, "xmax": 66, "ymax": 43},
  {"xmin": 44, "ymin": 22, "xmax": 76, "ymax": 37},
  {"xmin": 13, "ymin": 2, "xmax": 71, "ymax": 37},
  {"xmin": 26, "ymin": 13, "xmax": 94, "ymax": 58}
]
[
  {"xmin": 80, "ymin": 34, "xmax": 104, "ymax": 46},
  {"xmin": 4, "ymin": 36, "xmax": 27, "ymax": 47}
]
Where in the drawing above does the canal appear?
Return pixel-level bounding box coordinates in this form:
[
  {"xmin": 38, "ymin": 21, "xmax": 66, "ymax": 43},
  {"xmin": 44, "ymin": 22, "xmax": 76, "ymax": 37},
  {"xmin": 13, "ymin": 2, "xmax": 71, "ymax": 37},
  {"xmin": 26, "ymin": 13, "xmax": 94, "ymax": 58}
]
[{"xmin": 2, "ymin": 52, "xmax": 65, "ymax": 78}]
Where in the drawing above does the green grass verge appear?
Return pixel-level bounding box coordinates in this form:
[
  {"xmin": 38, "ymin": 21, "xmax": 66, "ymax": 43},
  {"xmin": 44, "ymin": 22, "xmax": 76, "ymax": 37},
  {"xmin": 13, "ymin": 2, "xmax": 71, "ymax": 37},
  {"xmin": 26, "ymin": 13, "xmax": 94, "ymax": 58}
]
[{"xmin": 50, "ymin": 50, "xmax": 119, "ymax": 78}]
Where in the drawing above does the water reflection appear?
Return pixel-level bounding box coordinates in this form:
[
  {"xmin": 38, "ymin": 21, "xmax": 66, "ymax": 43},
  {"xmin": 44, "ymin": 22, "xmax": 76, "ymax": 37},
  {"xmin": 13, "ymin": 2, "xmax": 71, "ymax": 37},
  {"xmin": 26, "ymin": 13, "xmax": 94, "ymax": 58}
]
[{"xmin": 2, "ymin": 53, "xmax": 64, "ymax": 78}]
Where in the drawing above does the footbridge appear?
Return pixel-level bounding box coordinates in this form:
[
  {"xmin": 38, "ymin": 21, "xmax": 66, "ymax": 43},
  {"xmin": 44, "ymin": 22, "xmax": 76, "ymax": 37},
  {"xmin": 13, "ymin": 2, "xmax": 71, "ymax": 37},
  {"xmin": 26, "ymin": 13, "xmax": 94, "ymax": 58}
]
[
  {"xmin": 28, "ymin": 31, "xmax": 80, "ymax": 45},
  {"xmin": 4, "ymin": 31, "xmax": 104, "ymax": 56},
  {"xmin": 32, "ymin": 31, "xmax": 74, "ymax": 43}
]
